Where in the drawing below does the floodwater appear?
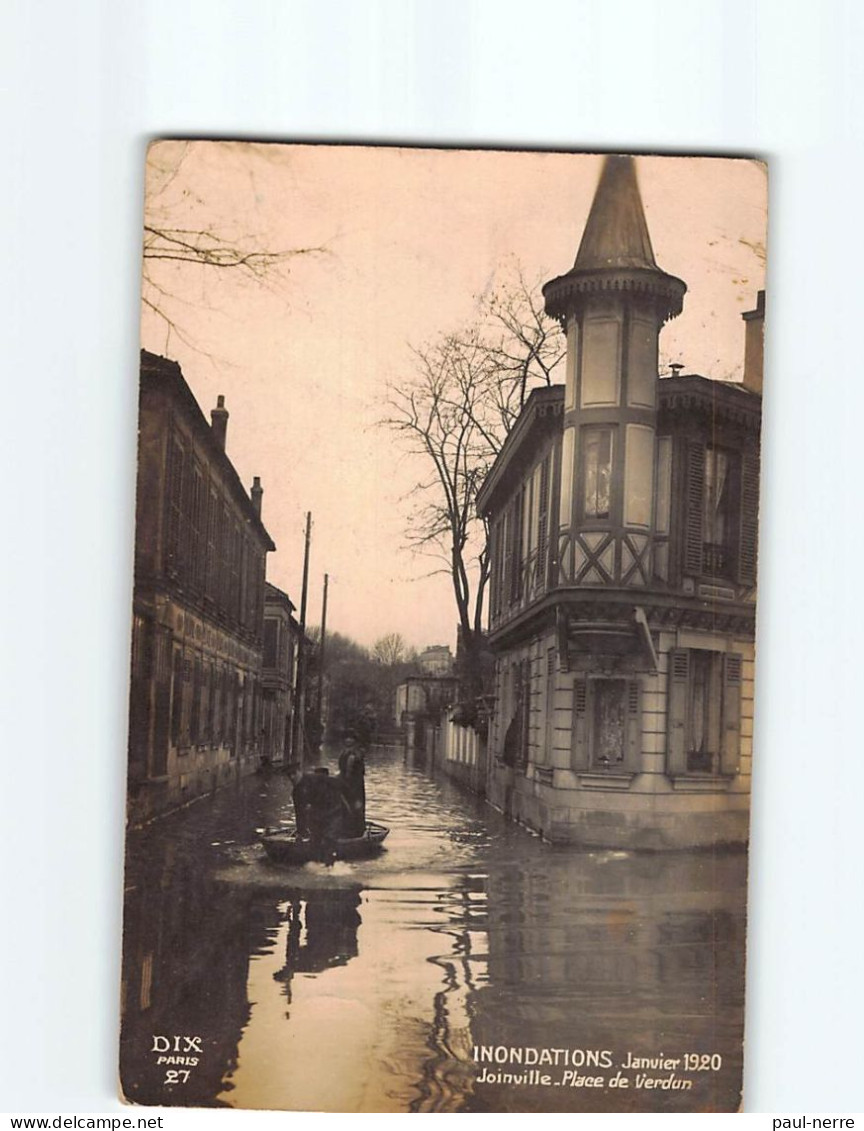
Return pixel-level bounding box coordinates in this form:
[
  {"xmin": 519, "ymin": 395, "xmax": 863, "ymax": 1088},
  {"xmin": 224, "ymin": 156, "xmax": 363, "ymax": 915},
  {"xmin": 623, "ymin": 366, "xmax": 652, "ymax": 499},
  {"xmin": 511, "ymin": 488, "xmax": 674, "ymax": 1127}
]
[{"xmin": 120, "ymin": 746, "xmax": 747, "ymax": 1113}]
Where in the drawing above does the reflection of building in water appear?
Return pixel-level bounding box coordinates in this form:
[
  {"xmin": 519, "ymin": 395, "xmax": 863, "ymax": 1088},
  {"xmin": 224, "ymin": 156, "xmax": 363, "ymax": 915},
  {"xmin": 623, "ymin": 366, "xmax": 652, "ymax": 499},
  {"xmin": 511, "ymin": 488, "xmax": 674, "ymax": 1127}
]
[
  {"xmin": 467, "ymin": 851, "xmax": 746, "ymax": 1113},
  {"xmin": 273, "ymin": 888, "xmax": 362, "ymax": 1000},
  {"xmin": 128, "ymin": 351, "xmax": 276, "ymax": 823},
  {"xmin": 478, "ymin": 157, "xmax": 762, "ymax": 849},
  {"xmin": 119, "ymin": 833, "xmax": 283, "ymax": 1106},
  {"xmin": 412, "ymin": 878, "xmax": 487, "ymax": 1113}
]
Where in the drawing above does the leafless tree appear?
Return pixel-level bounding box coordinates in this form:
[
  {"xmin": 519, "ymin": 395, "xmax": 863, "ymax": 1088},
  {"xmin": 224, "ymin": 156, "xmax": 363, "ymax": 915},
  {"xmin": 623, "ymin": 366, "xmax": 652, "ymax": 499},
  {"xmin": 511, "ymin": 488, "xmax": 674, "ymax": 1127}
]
[
  {"xmin": 371, "ymin": 633, "xmax": 410, "ymax": 666},
  {"xmin": 382, "ymin": 264, "xmax": 564, "ymax": 702},
  {"xmin": 141, "ymin": 141, "xmax": 325, "ymax": 355}
]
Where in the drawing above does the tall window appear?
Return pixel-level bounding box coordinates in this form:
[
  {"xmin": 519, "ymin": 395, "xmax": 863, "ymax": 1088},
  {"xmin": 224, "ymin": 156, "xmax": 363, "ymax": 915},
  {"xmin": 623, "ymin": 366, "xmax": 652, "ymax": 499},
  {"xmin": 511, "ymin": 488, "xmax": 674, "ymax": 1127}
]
[
  {"xmin": 702, "ymin": 447, "xmax": 736, "ymax": 577},
  {"xmin": 683, "ymin": 442, "xmax": 758, "ymax": 582},
  {"xmin": 571, "ymin": 676, "xmax": 641, "ymax": 772},
  {"xmin": 581, "ymin": 428, "xmax": 613, "ymax": 519},
  {"xmin": 667, "ymin": 648, "xmax": 742, "ymax": 776}
]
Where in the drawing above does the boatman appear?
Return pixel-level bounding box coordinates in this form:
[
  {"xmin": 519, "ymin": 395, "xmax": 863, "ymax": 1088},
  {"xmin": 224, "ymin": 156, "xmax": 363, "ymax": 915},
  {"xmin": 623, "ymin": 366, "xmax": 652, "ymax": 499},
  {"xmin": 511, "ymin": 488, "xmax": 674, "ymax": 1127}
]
[{"xmin": 337, "ymin": 733, "xmax": 366, "ymax": 838}]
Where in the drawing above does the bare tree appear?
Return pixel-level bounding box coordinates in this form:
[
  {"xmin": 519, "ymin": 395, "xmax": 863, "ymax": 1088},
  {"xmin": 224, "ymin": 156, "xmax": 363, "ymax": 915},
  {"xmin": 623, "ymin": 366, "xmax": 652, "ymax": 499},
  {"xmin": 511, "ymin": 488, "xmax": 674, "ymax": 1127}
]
[
  {"xmin": 383, "ymin": 264, "xmax": 564, "ymax": 703},
  {"xmin": 141, "ymin": 142, "xmax": 326, "ymax": 354},
  {"xmin": 371, "ymin": 633, "xmax": 409, "ymax": 666}
]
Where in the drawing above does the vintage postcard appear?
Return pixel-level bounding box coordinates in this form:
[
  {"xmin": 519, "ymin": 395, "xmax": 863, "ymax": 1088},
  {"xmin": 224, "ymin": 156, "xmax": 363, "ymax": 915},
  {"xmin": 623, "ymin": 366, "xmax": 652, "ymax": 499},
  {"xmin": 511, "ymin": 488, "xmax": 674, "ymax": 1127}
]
[{"xmin": 120, "ymin": 142, "xmax": 766, "ymax": 1112}]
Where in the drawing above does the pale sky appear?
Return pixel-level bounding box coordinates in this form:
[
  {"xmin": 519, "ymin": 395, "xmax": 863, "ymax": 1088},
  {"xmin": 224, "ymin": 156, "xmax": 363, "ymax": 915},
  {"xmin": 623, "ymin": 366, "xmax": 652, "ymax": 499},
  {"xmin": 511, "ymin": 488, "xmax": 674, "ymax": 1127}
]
[{"xmin": 140, "ymin": 142, "xmax": 766, "ymax": 650}]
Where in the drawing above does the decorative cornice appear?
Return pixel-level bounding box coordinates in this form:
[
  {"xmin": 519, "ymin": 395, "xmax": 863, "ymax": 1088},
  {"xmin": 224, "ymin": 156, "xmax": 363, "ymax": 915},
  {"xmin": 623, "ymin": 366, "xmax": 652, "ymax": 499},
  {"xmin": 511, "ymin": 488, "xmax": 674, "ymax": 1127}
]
[
  {"xmin": 488, "ymin": 586, "xmax": 757, "ymax": 651},
  {"xmin": 543, "ymin": 266, "xmax": 686, "ymax": 325},
  {"xmin": 658, "ymin": 375, "xmax": 761, "ymax": 433}
]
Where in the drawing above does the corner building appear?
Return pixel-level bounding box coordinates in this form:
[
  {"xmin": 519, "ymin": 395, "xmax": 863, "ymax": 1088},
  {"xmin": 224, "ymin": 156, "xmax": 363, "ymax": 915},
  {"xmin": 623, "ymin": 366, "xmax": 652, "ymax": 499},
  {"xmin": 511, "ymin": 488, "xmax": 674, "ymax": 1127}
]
[
  {"xmin": 477, "ymin": 157, "xmax": 761, "ymax": 849},
  {"xmin": 128, "ymin": 351, "xmax": 275, "ymax": 823}
]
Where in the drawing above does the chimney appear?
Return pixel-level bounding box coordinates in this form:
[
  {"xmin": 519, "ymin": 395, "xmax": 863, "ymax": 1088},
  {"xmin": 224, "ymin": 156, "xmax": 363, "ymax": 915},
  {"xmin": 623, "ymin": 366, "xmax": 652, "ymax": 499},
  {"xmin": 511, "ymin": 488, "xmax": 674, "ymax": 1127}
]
[
  {"xmin": 250, "ymin": 476, "xmax": 263, "ymax": 518},
  {"xmin": 210, "ymin": 395, "xmax": 229, "ymax": 449},
  {"xmin": 741, "ymin": 290, "xmax": 765, "ymax": 395}
]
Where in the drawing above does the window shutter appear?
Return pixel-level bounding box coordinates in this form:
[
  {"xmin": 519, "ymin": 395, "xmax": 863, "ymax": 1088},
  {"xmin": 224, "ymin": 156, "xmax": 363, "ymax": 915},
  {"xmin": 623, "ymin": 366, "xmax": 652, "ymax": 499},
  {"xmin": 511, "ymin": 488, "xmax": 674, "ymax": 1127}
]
[
  {"xmin": 502, "ymin": 511, "xmax": 513, "ymax": 610},
  {"xmin": 720, "ymin": 653, "xmax": 743, "ymax": 775},
  {"xmin": 510, "ymin": 491, "xmax": 524, "ymax": 604},
  {"xmin": 541, "ymin": 648, "xmax": 556, "ymax": 766},
  {"xmin": 738, "ymin": 450, "xmax": 760, "ymax": 586},
  {"xmin": 164, "ymin": 436, "xmax": 184, "ymax": 573},
  {"xmin": 667, "ymin": 648, "xmax": 689, "ymax": 775},
  {"xmin": 684, "ymin": 443, "xmax": 705, "ymax": 575},
  {"xmin": 571, "ymin": 677, "xmax": 589, "ymax": 769},
  {"xmin": 537, "ymin": 455, "xmax": 551, "ymax": 593},
  {"xmin": 625, "ymin": 679, "xmax": 642, "ymax": 771},
  {"xmin": 488, "ymin": 520, "xmax": 499, "ymax": 619}
]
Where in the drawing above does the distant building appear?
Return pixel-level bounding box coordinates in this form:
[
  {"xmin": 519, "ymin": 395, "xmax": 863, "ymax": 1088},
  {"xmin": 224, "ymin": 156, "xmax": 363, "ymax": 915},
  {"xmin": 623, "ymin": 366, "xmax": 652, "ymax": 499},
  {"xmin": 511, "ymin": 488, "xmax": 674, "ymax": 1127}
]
[
  {"xmin": 127, "ymin": 351, "xmax": 275, "ymax": 823},
  {"xmin": 476, "ymin": 157, "xmax": 762, "ymax": 849},
  {"xmin": 260, "ymin": 582, "xmax": 300, "ymax": 766},
  {"xmin": 417, "ymin": 645, "xmax": 453, "ymax": 675},
  {"xmin": 395, "ymin": 674, "xmax": 459, "ymax": 757}
]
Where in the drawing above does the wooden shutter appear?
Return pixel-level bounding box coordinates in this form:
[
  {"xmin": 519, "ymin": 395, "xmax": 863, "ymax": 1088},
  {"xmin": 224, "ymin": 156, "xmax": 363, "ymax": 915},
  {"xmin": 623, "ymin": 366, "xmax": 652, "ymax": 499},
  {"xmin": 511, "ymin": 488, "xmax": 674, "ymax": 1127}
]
[
  {"xmin": 510, "ymin": 491, "xmax": 524, "ymax": 604},
  {"xmin": 541, "ymin": 648, "xmax": 556, "ymax": 766},
  {"xmin": 720, "ymin": 653, "xmax": 743, "ymax": 774},
  {"xmin": 488, "ymin": 520, "xmax": 499, "ymax": 619},
  {"xmin": 164, "ymin": 436, "xmax": 184, "ymax": 573},
  {"xmin": 571, "ymin": 677, "xmax": 589, "ymax": 769},
  {"xmin": 502, "ymin": 511, "xmax": 513, "ymax": 611},
  {"xmin": 625, "ymin": 679, "xmax": 642, "ymax": 771},
  {"xmin": 667, "ymin": 648, "xmax": 690, "ymax": 775},
  {"xmin": 738, "ymin": 450, "xmax": 760, "ymax": 586},
  {"xmin": 537, "ymin": 455, "xmax": 551, "ymax": 594},
  {"xmin": 683, "ymin": 443, "xmax": 705, "ymax": 575}
]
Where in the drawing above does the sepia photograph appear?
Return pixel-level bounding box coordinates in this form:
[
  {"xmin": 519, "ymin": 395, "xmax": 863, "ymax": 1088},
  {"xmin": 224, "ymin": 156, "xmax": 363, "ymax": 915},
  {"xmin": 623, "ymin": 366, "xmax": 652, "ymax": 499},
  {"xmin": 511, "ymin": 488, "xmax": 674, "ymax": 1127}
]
[{"xmin": 117, "ymin": 142, "xmax": 767, "ymax": 1113}]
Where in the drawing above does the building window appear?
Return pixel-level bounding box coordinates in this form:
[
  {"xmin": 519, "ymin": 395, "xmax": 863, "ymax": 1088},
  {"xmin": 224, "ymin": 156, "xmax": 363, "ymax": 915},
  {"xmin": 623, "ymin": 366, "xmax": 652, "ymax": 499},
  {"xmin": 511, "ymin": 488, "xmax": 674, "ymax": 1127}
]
[
  {"xmin": 572, "ymin": 676, "xmax": 641, "ymax": 772},
  {"xmin": 702, "ymin": 447, "xmax": 737, "ymax": 577},
  {"xmin": 263, "ymin": 618, "xmax": 278, "ymax": 668},
  {"xmin": 501, "ymin": 659, "xmax": 529, "ymax": 770},
  {"xmin": 684, "ymin": 442, "xmax": 759, "ymax": 583},
  {"xmin": 581, "ymin": 428, "xmax": 613, "ymax": 520},
  {"xmin": 667, "ymin": 648, "xmax": 742, "ymax": 776}
]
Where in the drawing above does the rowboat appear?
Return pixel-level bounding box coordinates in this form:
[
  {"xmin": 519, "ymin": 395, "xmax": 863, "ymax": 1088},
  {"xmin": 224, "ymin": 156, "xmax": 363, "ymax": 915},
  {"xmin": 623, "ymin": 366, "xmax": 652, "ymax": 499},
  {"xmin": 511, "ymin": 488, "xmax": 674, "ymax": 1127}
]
[{"xmin": 261, "ymin": 821, "xmax": 390, "ymax": 865}]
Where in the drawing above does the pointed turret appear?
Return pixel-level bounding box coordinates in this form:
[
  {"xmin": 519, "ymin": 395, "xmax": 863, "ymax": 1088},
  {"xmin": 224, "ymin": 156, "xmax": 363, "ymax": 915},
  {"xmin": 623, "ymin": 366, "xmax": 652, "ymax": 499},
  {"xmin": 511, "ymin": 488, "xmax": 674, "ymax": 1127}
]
[
  {"xmin": 574, "ymin": 155, "xmax": 658, "ymax": 272},
  {"xmin": 544, "ymin": 155, "xmax": 685, "ymax": 325},
  {"xmin": 545, "ymin": 155, "xmax": 688, "ymax": 592}
]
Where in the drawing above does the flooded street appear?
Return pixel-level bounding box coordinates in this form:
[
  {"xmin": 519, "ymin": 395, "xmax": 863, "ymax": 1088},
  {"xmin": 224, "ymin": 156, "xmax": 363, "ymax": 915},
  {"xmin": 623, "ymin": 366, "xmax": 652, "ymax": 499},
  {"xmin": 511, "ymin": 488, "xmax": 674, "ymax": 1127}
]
[{"xmin": 120, "ymin": 746, "xmax": 747, "ymax": 1112}]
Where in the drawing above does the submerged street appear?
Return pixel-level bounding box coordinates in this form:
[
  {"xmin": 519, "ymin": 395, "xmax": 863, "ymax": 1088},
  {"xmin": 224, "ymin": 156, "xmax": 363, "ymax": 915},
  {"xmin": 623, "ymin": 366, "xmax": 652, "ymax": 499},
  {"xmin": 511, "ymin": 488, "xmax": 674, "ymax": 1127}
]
[{"xmin": 121, "ymin": 746, "xmax": 747, "ymax": 1113}]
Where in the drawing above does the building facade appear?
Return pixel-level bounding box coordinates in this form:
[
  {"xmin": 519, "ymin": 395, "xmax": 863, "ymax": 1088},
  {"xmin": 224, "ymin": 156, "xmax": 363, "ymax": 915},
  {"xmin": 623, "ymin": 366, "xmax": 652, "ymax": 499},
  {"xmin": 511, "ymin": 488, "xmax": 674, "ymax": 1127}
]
[
  {"xmin": 128, "ymin": 351, "xmax": 275, "ymax": 823},
  {"xmin": 477, "ymin": 157, "xmax": 762, "ymax": 849},
  {"xmin": 260, "ymin": 582, "xmax": 299, "ymax": 767},
  {"xmin": 417, "ymin": 645, "xmax": 454, "ymax": 675}
]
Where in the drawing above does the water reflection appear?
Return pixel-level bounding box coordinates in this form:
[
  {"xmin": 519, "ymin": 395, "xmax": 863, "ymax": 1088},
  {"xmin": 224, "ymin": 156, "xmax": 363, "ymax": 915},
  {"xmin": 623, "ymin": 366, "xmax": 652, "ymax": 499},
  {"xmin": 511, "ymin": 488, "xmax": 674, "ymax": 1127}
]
[{"xmin": 120, "ymin": 747, "xmax": 746, "ymax": 1112}]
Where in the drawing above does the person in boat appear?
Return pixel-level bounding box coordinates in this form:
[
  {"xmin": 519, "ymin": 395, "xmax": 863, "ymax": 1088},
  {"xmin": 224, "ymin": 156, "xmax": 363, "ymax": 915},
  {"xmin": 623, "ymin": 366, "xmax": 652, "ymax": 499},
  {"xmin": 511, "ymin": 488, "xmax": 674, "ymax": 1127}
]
[
  {"xmin": 292, "ymin": 767, "xmax": 343, "ymax": 845},
  {"xmin": 337, "ymin": 733, "xmax": 366, "ymax": 838}
]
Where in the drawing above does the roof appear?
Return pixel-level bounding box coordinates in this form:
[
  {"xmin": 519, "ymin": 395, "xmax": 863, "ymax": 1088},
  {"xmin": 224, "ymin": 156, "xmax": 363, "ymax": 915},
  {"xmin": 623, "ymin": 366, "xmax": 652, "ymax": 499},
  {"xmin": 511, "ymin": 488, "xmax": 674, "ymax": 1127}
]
[
  {"xmin": 543, "ymin": 156, "xmax": 686, "ymax": 324},
  {"xmin": 476, "ymin": 385, "xmax": 565, "ymax": 515},
  {"xmin": 140, "ymin": 349, "xmax": 276, "ymax": 552},
  {"xmin": 265, "ymin": 581, "xmax": 296, "ymax": 613},
  {"xmin": 658, "ymin": 373, "xmax": 762, "ymax": 433},
  {"xmin": 574, "ymin": 155, "xmax": 658, "ymax": 272}
]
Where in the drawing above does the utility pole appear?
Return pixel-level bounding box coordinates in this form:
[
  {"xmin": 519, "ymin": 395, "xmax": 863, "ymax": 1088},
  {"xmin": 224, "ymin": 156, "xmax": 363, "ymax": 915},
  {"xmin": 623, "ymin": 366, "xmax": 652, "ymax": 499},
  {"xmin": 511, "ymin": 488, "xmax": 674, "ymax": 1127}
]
[
  {"xmin": 315, "ymin": 572, "xmax": 329, "ymax": 748},
  {"xmin": 292, "ymin": 512, "xmax": 312, "ymax": 769}
]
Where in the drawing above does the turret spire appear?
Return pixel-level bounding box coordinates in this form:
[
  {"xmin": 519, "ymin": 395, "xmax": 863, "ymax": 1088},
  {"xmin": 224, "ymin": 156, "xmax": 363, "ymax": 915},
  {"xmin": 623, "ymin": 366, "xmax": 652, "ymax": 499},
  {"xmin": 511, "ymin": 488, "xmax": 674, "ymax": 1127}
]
[
  {"xmin": 574, "ymin": 155, "xmax": 657, "ymax": 272},
  {"xmin": 544, "ymin": 155, "xmax": 686, "ymax": 325}
]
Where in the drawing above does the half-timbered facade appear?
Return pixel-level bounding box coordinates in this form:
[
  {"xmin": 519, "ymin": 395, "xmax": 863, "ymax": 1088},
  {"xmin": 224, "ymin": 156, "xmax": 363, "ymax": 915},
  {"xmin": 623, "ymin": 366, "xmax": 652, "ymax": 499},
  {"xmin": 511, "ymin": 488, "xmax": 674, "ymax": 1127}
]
[
  {"xmin": 128, "ymin": 351, "xmax": 275, "ymax": 823},
  {"xmin": 477, "ymin": 157, "xmax": 762, "ymax": 849}
]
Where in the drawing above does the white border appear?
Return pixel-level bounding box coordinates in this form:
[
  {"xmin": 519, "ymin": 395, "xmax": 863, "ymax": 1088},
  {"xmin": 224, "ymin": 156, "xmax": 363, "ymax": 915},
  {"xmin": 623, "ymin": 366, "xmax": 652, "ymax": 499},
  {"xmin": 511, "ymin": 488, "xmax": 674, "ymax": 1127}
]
[{"xmin": 3, "ymin": 0, "xmax": 863, "ymax": 1118}]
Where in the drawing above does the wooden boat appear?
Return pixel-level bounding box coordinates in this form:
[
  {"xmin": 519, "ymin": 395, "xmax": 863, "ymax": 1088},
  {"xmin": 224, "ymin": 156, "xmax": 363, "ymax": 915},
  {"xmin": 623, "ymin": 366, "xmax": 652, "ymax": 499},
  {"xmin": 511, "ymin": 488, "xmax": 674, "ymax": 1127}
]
[{"xmin": 261, "ymin": 820, "xmax": 390, "ymax": 865}]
